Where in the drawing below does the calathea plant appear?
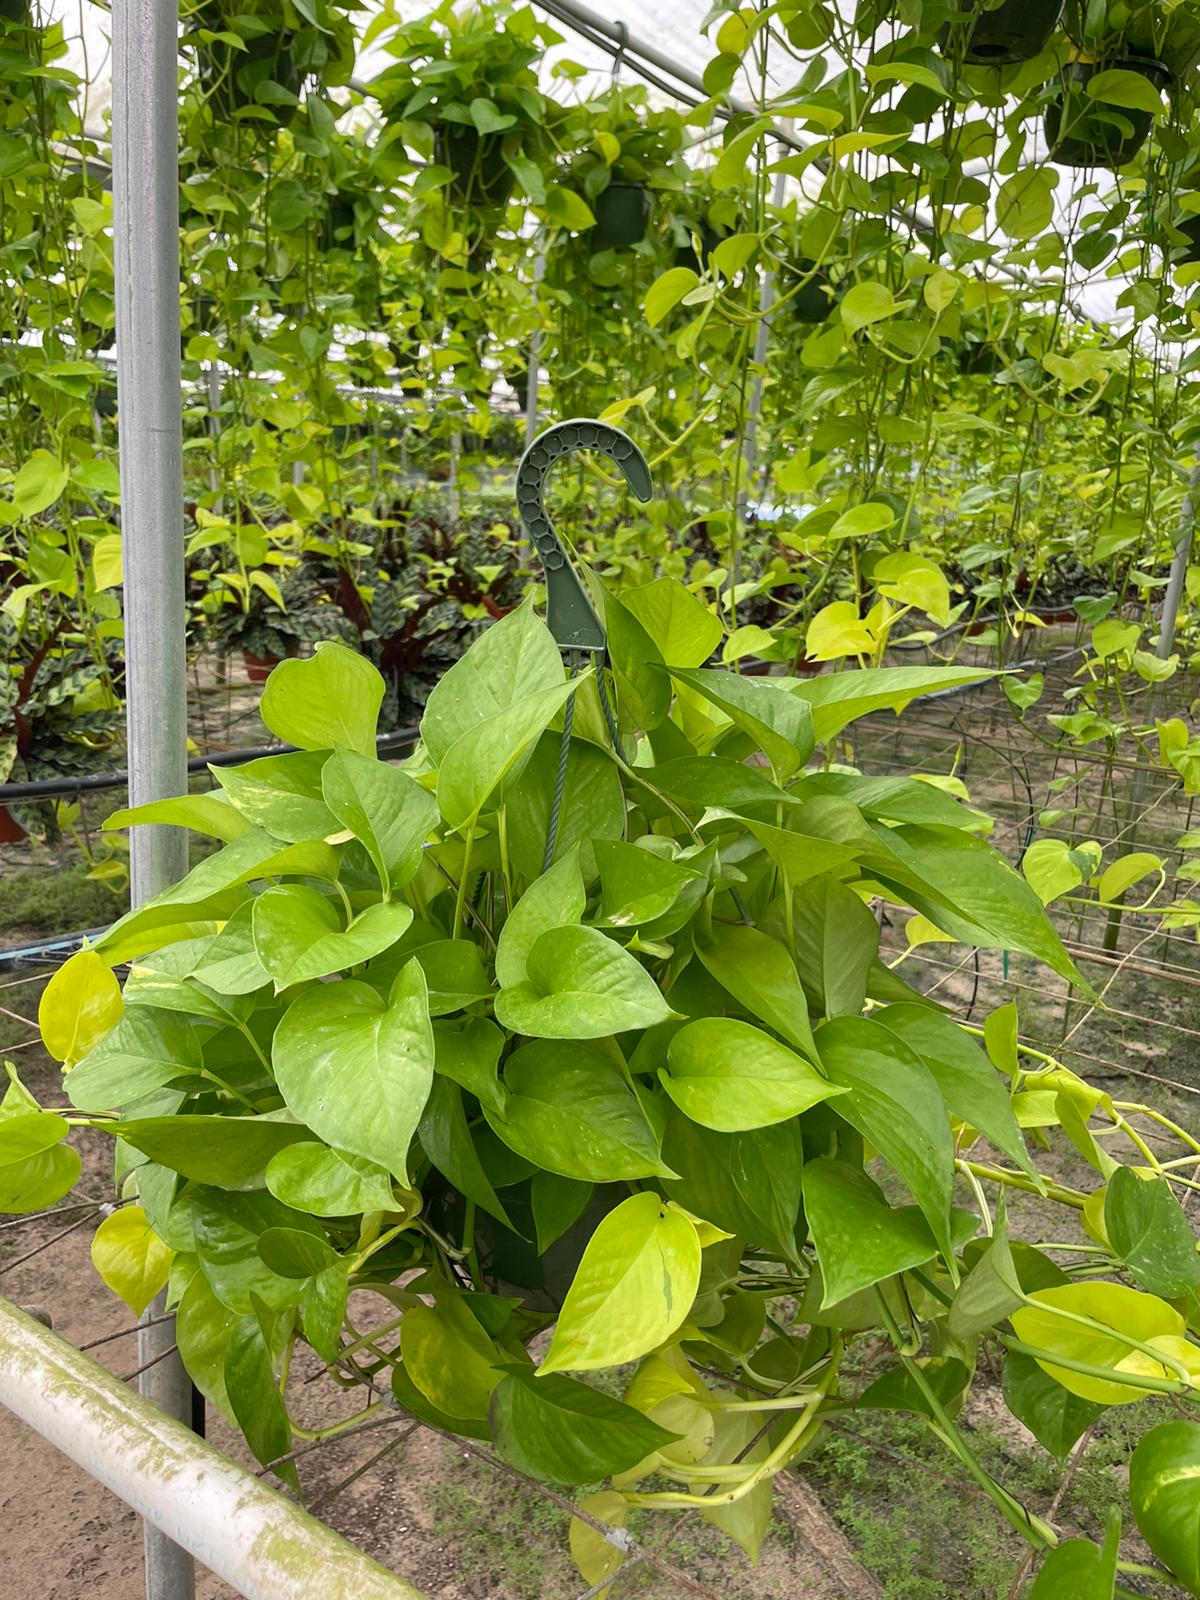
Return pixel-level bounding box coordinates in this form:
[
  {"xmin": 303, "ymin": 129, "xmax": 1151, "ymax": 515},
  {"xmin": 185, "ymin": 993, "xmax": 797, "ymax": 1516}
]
[{"xmin": 21, "ymin": 545, "xmax": 1200, "ymax": 1588}]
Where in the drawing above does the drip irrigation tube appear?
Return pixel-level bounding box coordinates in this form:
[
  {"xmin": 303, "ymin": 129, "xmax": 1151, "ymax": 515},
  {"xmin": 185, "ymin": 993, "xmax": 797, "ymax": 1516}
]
[
  {"xmin": 0, "ymin": 727, "xmax": 419, "ymax": 804},
  {"xmin": 0, "ymin": 928, "xmax": 117, "ymax": 968}
]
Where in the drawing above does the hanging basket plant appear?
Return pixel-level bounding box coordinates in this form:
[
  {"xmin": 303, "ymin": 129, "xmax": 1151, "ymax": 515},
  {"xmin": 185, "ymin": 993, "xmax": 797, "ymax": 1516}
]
[
  {"xmin": 1044, "ymin": 55, "xmax": 1170, "ymax": 167},
  {"xmin": 562, "ymin": 88, "xmax": 687, "ymax": 257},
  {"xmin": 368, "ymin": 3, "xmax": 560, "ymax": 226},
  {"xmin": 185, "ymin": 0, "xmax": 356, "ymax": 127}
]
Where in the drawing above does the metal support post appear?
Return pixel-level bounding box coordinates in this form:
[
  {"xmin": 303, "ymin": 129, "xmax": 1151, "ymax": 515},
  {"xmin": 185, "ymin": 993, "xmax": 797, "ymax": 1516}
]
[
  {"xmin": 205, "ymin": 360, "xmax": 222, "ymax": 503},
  {"xmin": 525, "ymin": 248, "xmax": 547, "ymax": 449},
  {"xmin": 1156, "ymin": 456, "xmax": 1200, "ymax": 662},
  {"xmin": 113, "ymin": 1, "xmax": 194, "ymax": 1595},
  {"xmin": 449, "ymin": 427, "xmax": 462, "ymax": 525},
  {"xmin": 1100, "ymin": 454, "xmax": 1200, "ymax": 953},
  {"xmin": 739, "ymin": 129, "xmax": 791, "ymax": 519}
]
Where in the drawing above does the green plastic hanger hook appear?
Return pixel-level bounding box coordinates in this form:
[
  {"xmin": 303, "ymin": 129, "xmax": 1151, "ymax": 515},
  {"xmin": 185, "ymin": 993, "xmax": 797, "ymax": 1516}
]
[{"xmin": 516, "ymin": 418, "xmax": 653, "ymax": 653}]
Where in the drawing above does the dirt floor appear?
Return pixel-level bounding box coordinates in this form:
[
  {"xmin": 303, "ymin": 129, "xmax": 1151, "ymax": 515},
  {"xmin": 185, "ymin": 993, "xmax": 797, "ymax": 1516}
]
[{"xmin": 1, "ymin": 643, "xmax": 1196, "ymax": 1599}]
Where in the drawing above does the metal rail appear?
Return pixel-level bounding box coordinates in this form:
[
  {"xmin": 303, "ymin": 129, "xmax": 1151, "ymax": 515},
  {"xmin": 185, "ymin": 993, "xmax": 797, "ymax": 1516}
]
[
  {"xmin": 0, "ymin": 1299, "xmax": 426, "ymax": 1600},
  {"xmin": 112, "ymin": 0, "xmax": 195, "ymax": 1591}
]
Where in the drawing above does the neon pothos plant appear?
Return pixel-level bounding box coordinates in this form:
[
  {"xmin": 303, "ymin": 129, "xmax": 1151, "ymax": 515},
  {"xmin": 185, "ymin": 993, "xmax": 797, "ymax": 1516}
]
[{"xmin": 18, "ymin": 563, "xmax": 1200, "ymax": 1590}]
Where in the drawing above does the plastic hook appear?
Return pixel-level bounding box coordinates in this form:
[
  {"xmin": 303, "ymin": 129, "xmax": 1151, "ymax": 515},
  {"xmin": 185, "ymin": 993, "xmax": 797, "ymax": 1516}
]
[{"xmin": 515, "ymin": 418, "xmax": 653, "ymax": 653}]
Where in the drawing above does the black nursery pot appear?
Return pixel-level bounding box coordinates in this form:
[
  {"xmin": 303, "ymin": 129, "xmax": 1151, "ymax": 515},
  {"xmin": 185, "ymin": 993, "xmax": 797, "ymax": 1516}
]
[
  {"xmin": 1175, "ymin": 214, "xmax": 1200, "ymax": 264},
  {"xmin": 785, "ymin": 258, "xmax": 835, "ymax": 323},
  {"xmin": 592, "ymin": 181, "xmax": 653, "ymax": 251},
  {"xmin": 1045, "ymin": 55, "xmax": 1170, "ymax": 168},
  {"xmin": 428, "ymin": 1177, "xmax": 628, "ymax": 1310},
  {"xmin": 198, "ymin": 31, "xmax": 302, "ymax": 123},
  {"xmin": 958, "ymin": 339, "xmax": 1003, "ymax": 375},
  {"xmin": 675, "ymin": 221, "xmax": 727, "ymax": 274},
  {"xmin": 946, "ymin": 0, "xmax": 1064, "ymax": 66},
  {"xmin": 435, "ymin": 123, "xmax": 515, "ymax": 208}
]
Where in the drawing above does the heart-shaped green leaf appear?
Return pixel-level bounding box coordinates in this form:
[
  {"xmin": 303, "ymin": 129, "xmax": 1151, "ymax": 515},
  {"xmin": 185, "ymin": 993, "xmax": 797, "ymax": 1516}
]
[
  {"xmin": 495, "ymin": 925, "xmax": 672, "ymax": 1039},
  {"xmin": 491, "ymin": 1369, "xmax": 678, "ymax": 1485},
  {"xmin": 662, "ymin": 1017, "xmax": 842, "ymax": 1132},
  {"xmin": 540, "ymin": 1194, "xmax": 701, "ymax": 1374},
  {"xmin": 252, "ymin": 885, "xmax": 412, "ymax": 987},
  {"xmin": 260, "ymin": 640, "xmax": 384, "ymax": 757},
  {"xmin": 273, "ymin": 962, "xmax": 434, "ymax": 1183}
]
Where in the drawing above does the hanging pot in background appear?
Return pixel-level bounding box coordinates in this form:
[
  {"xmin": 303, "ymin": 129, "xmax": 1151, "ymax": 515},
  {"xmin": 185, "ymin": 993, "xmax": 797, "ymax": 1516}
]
[
  {"xmin": 0, "ymin": 805, "xmax": 27, "ymax": 844},
  {"xmin": 958, "ymin": 338, "xmax": 1004, "ymax": 374},
  {"xmin": 1174, "ymin": 213, "xmax": 1200, "ymax": 264},
  {"xmin": 194, "ymin": 26, "xmax": 302, "ymax": 124},
  {"xmin": 675, "ymin": 221, "xmax": 728, "ymax": 273},
  {"xmin": 784, "ymin": 258, "xmax": 836, "ymax": 323},
  {"xmin": 244, "ymin": 651, "xmax": 284, "ymax": 684},
  {"xmin": 943, "ymin": 0, "xmax": 1063, "ymax": 66},
  {"xmin": 592, "ymin": 180, "xmax": 653, "ymax": 251},
  {"xmin": 1045, "ymin": 55, "xmax": 1169, "ymax": 167},
  {"xmin": 434, "ymin": 122, "xmax": 516, "ymax": 209}
]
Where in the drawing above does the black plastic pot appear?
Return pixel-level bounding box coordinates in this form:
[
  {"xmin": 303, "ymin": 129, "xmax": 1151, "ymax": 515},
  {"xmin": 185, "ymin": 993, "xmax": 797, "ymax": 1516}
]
[
  {"xmin": 785, "ymin": 258, "xmax": 835, "ymax": 322},
  {"xmin": 197, "ymin": 30, "xmax": 302, "ymax": 123},
  {"xmin": 675, "ymin": 221, "xmax": 727, "ymax": 274},
  {"xmin": 592, "ymin": 181, "xmax": 652, "ymax": 250},
  {"xmin": 426, "ymin": 1177, "xmax": 627, "ymax": 1311},
  {"xmin": 958, "ymin": 339, "xmax": 1003, "ymax": 375},
  {"xmin": 1175, "ymin": 213, "xmax": 1200, "ymax": 263},
  {"xmin": 434, "ymin": 123, "xmax": 515, "ymax": 209},
  {"xmin": 325, "ymin": 193, "xmax": 359, "ymax": 245},
  {"xmin": 1045, "ymin": 55, "xmax": 1169, "ymax": 167},
  {"xmin": 945, "ymin": 0, "xmax": 1064, "ymax": 65}
]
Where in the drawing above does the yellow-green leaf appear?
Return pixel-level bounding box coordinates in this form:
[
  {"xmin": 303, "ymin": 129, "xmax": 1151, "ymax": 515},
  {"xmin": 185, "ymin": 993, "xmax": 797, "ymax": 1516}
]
[
  {"xmin": 91, "ymin": 533, "xmax": 123, "ymax": 592},
  {"xmin": 91, "ymin": 1205, "xmax": 174, "ymax": 1316},
  {"xmin": 840, "ymin": 282, "xmax": 902, "ymax": 335},
  {"xmin": 569, "ymin": 1490, "xmax": 629, "ymax": 1598},
  {"xmin": 805, "ymin": 601, "xmax": 875, "ymax": 661},
  {"xmin": 38, "ymin": 947, "xmax": 123, "ymax": 1068},
  {"xmin": 645, "ymin": 267, "xmax": 699, "ymax": 328},
  {"xmin": 540, "ymin": 1194, "xmax": 701, "ymax": 1374},
  {"xmin": 1011, "ymin": 1282, "xmax": 1190, "ymax": 1406},
  {"xmin": 873, "ymin": 553, "xmax": 951, "ymax": 626},
  {"xmin": 996, "ymin": 168, "xmax": 1056, "ymax": 242},
  {"xmin": 1086, "ymin": 68, "xmax": 1164, "ymax": 118}
]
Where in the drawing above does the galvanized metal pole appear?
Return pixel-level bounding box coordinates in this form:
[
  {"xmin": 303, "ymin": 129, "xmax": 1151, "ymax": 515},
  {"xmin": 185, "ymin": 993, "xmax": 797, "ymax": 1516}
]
[
  {"xmin": 739, "ymin": 128, "xmax": 791, "ymax": 518},
  {"xmin": 1156, "ymin": 456, "xmax": 1200, "ymax": 661},
  {"xmin": 448, "ymin": 426, "xmax": 462, "ymax": 525},
  {"xmin": 112, "ymin": 1, "xmax": 193, "ymax": 1596},
  {"xmin": 1099, "ymin": 454, "xmax": 1200, "ymax": 953},
  {"xmin": 205, "ymin": 361, "xmax": 222, "ymax": 503},
  {"xmin": 524, "ymin": 248, "xmax": 546, "ymax": 449},
  {"xmin": 0, "ymin": 1299, "xmax": 426, "ymax": 1600}
]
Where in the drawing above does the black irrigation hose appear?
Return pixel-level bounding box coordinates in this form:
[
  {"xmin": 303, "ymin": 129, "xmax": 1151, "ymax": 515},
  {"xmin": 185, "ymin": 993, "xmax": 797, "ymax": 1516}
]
[
  {"xmin": 0, "ymin": 927, "xmax": 113, "ymax": 969},
  {"xmin": 0, "ymin": 657, "xmax": 1081, "ymax": 971},
  {"xmin": 0, "ymin": 726, "xmax": 419, "ymax": 804}
]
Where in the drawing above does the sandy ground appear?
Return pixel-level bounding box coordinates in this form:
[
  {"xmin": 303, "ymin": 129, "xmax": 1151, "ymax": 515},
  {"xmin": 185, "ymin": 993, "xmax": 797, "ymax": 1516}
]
[{"xmin": 0, "ymin": 1140, "xmax": 882, "ymax": 1600}]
